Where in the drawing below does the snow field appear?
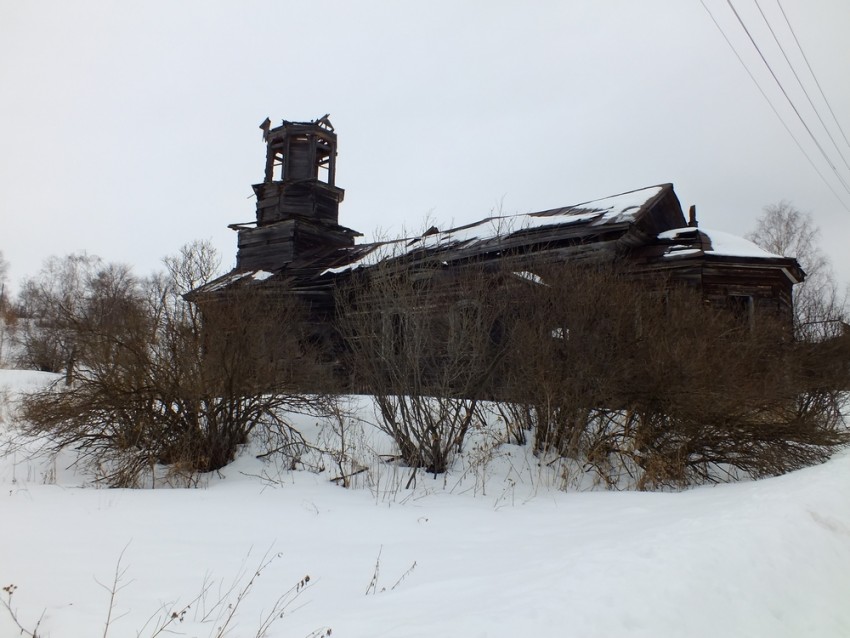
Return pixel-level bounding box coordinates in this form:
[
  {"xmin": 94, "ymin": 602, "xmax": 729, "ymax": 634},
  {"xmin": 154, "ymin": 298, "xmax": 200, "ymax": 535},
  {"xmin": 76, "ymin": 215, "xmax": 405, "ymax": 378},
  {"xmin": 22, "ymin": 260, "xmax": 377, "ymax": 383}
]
[{"xmin": 1, "ymin": 369, "xmax": 849, "ymax": 637}]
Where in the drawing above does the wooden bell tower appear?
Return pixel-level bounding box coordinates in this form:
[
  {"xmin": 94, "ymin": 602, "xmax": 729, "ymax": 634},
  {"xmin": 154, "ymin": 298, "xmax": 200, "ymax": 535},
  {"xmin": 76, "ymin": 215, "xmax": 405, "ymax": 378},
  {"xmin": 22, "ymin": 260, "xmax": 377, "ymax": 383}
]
[{"xmin": 233, "ymin": 115, "xmax": 359, "ymax": 270}]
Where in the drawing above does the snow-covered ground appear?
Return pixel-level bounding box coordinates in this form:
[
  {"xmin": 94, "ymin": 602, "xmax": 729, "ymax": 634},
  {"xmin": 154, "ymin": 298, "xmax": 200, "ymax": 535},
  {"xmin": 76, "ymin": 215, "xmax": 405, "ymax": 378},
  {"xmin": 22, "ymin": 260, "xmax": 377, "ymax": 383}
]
[{"xmin": 1, "ymin": 368, "xmax": 849, "ymax": 638}]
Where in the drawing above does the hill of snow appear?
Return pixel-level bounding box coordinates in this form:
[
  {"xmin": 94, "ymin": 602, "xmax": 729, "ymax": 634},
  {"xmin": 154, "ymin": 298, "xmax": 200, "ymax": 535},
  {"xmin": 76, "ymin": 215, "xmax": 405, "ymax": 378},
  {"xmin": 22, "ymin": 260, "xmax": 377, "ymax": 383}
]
[{"xmin": 1, "ymin": 368, "xmax": 849, "ymax": 637}]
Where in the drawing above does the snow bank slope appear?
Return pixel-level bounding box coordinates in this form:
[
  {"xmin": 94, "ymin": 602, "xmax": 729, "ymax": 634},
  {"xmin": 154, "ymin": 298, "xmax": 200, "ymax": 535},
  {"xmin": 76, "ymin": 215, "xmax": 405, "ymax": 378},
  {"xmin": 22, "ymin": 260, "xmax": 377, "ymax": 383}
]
[{"xmin": 1, "ymin": 370, "xmax": 848, "ymax": 637}]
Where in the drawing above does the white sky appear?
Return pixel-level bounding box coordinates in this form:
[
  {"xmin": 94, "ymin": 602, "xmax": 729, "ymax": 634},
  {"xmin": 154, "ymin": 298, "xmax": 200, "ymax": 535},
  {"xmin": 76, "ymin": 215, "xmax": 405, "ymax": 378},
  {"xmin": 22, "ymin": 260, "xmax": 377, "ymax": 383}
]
[{"xmin": 2, "ymin": 1, "xmax": 849, "ymax": 292}]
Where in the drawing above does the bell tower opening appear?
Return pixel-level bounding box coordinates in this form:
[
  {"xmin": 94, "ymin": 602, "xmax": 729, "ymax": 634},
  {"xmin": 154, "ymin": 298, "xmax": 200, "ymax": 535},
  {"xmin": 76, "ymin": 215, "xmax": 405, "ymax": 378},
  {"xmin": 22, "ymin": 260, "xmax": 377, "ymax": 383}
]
[
  {"xmin": 253, "ymin": 115, "xmax": 344, "ymax": 227},
  {"xmin": 260, "ymin": 114, "xmax": 337, "ymax": 187}
]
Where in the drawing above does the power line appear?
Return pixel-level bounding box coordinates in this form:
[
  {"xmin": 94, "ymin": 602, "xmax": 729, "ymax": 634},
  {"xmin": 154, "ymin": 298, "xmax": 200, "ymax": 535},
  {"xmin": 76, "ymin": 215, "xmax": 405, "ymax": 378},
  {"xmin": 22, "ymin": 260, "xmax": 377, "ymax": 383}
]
[
  {"xmin": 753, "ymin": 0, "xmax": 850, "ymax": 174},
  {"xmin": 775, "ymin": 0, "xmax": 850, "ymax": 152},
  {"xmin": 698, "ymin": 0, "xmax": 850, "ymax": 211},
  {"xmin": 724, "ymin": 0, "xmax": 850, "ymax": 197}
]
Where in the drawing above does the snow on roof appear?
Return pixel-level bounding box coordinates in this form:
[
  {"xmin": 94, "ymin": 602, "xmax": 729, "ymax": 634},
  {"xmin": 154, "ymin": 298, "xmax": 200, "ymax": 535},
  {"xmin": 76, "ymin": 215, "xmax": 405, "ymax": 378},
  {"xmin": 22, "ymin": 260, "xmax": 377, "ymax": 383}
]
[
  {"xmin": 659, "ymin": 227, "xmax": 783, "ymax": 260},
  {"xmin": 521, "ymin": 185, "xmax": 663, "ymax": 230},
  {"xmin": 192, "ymin": 269, "xmax": 277, "ymax": 294},
  {"xmin": 323, "ymin": 262, "xmax": 364, "ymax": 275},
  {"xmin": 197, "ymin": 270, "xmax": 255, "ymax": 292},
  {"xmin": 660, "ymin": 246, "xmax": 703, "ymax": 259},
  {"xmin": 701, "ymin": 228, "xmax": 783, "ymax": 258},
  {"xmin": 251, "ymin": 270, "xmax": 274, "ymax": 281},
  {"xmin": 323, "ymin": 185, "xmax": 664, "ymax": 276},
  {"xmin": 512, "ymin": 271, "xmax": 547, "ymax": 285}
]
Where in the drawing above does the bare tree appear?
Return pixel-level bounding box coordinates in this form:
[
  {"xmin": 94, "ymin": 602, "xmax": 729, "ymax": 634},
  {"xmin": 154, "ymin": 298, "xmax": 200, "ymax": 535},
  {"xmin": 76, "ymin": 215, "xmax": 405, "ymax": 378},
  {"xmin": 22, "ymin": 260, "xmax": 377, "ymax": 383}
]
[
  {"xmin": 15, "ymin": 241, "xmax": 319, "ymax": 486},
  {"xmin": 0, "ymin": 251, "xmax": 12, "ymax": 365},
  {"xmin": 746, "ymin": 202, "xmax": 845, "ymax": 339},
  {"xmin": 0, "ymin": 250, "xmax": 8, "ymax": 305},
  {"xmin": 16, "ymin": 253, "xmax": 107, "ymax": 374}
]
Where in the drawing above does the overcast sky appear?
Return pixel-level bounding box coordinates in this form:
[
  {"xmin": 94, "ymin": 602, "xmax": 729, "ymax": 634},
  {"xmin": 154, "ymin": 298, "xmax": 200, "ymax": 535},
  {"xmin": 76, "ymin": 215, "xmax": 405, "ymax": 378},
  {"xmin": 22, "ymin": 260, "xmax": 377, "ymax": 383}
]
[{"xmin": 2, "ymin": 1, "xmax": 849, "ymax": 292}]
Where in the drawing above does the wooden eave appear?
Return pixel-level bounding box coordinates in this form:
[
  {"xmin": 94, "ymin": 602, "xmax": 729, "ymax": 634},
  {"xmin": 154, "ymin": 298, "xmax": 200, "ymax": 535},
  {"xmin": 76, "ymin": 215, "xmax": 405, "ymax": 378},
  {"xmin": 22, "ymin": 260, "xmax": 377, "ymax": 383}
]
[
  {"xmin": 252, "ymin": 179, "xmax": 345, "ymax": 198},
  {"xmin": 701, "ymin": 252, "xmax": 805, "ymax": 284}
]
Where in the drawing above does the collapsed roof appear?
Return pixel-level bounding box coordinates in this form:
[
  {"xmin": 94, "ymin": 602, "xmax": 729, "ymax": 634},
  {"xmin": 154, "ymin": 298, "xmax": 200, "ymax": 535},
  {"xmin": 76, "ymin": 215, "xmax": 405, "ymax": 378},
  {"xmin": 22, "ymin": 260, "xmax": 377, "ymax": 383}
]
[{"xmin": 195, "ymin": 182, "xmax": 804, "ymax": 296}]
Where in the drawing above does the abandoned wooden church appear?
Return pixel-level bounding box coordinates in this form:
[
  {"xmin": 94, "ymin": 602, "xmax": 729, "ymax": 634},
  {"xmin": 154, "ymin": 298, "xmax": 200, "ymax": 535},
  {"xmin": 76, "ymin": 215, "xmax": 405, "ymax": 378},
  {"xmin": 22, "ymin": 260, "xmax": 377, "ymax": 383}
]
[{"xmin": 192, "ymin": 115, "xmax": 804, "ymax": 387}]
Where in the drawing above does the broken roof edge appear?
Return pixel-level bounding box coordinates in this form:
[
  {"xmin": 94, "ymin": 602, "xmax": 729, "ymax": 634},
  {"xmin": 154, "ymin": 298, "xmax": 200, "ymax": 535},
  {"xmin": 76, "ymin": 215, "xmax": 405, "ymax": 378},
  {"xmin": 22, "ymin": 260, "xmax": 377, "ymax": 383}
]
[
  {"xmin": 393, "ymin": 183, "xmax": 673, "ymax": 243},
  {"xmin": 260, "ymin": 114, "xmax": 335, "ymax": 141},
  {"xmin": 193, "ymin": 184, "xmax": 683, "ymax": 289},
  {"xmin": 317, "ymin": 184, "xmax": 676, "ymax": 277},
  {"xmin": 541, "ymin": 182, "xmax": 673, "ymax": 216},
  {"xmin": 495, "ymin": 183, "xmax": 671, "ymax": 227}
]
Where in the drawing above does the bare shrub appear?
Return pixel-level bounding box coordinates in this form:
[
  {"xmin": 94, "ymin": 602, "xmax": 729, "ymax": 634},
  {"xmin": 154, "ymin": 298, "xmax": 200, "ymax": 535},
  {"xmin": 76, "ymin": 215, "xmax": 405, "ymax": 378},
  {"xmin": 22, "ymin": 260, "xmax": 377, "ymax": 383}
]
[
  {"xmin": 336, "ymin": 261, "xmax": 508, "ymax": 474},
  {"xmin": 505, "ymin": 262, "xmax": 849, "ymax": 489},
  {"xmin": 2, "ymin": 548, "xmax": 322, "ymax": 638},
  {"xmin": 335, "ymin": 241, "xmax": 847, "ymax": 488},
  {"xmin": 319, "ymin": 397, "xmax": 369, "ymax": 488},
  {"xmin": 14, "ymin": 242, "xmax": 319, "ymax": 486},
  {"xmin": 494, "ymin": 401, "xmax": 533, "ymax": 446}
]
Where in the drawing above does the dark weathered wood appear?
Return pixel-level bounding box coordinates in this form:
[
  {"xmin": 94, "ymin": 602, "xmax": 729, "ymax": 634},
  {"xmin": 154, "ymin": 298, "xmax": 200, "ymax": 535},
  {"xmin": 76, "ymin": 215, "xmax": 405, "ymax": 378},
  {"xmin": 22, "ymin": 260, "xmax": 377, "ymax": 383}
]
[{"xmin": 190, "ymin": 116, "xmax": 806, "ymax": 387}]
